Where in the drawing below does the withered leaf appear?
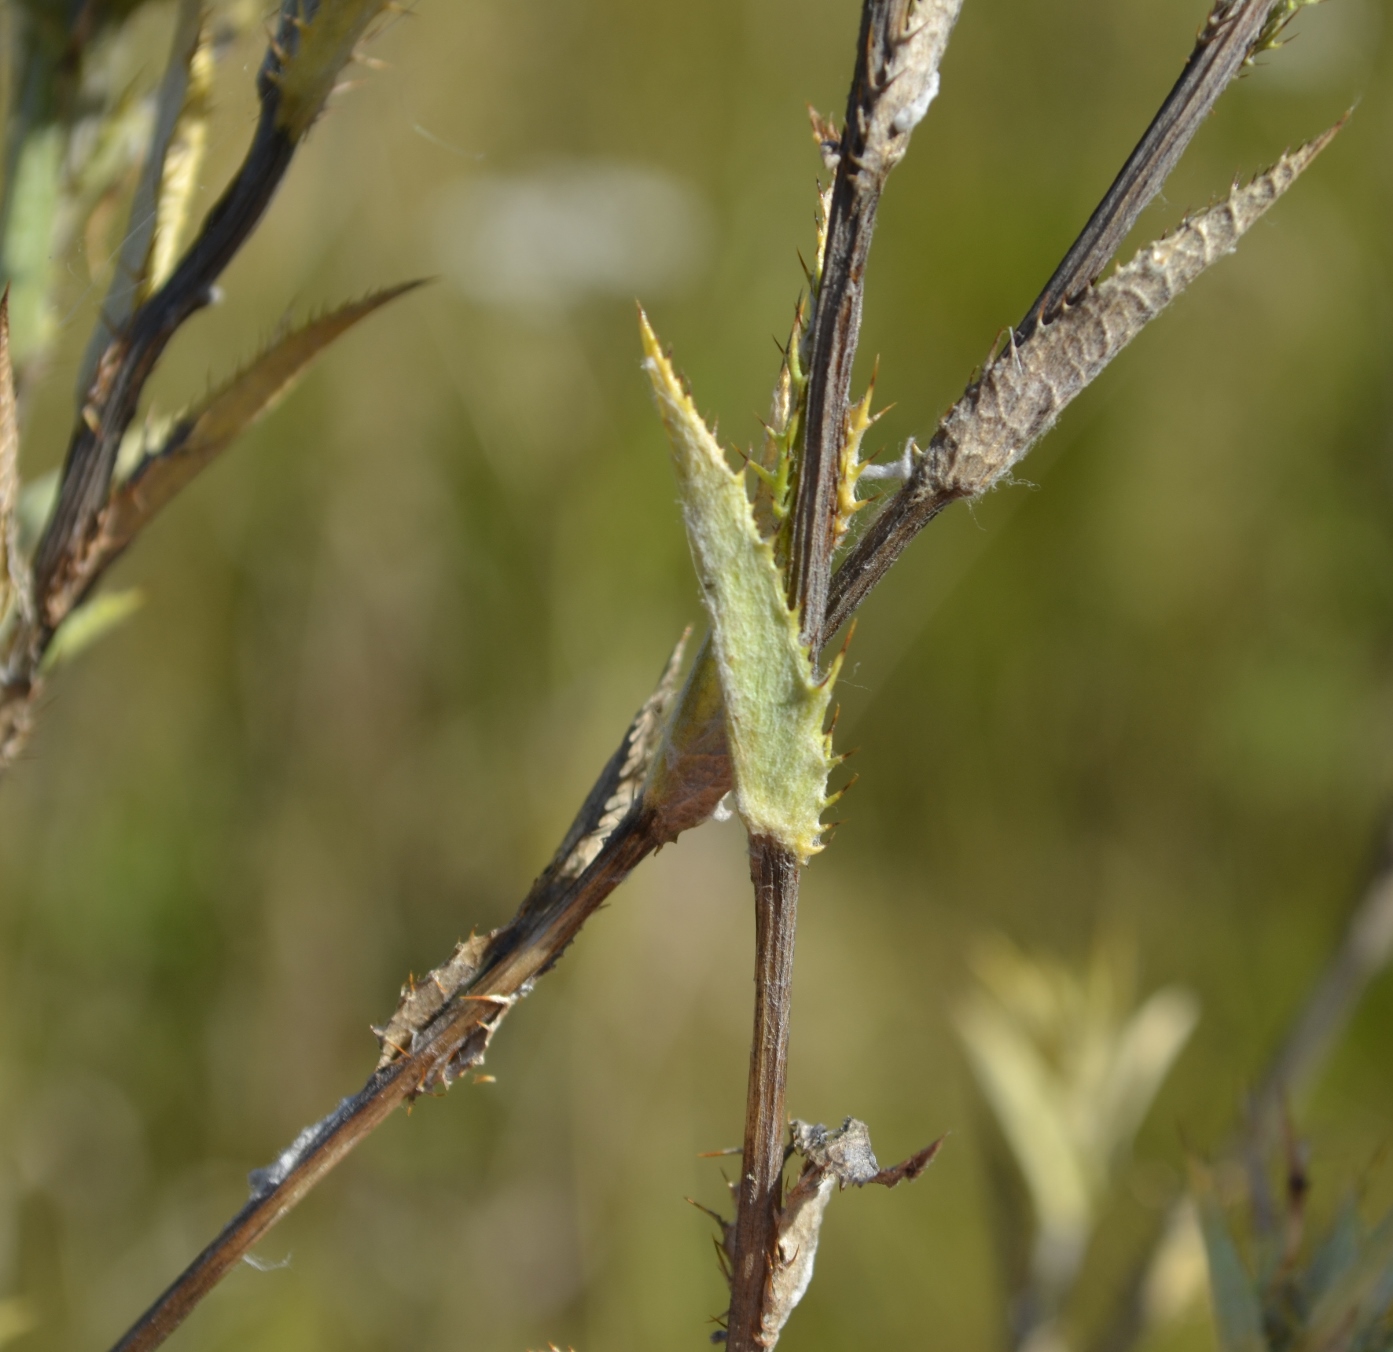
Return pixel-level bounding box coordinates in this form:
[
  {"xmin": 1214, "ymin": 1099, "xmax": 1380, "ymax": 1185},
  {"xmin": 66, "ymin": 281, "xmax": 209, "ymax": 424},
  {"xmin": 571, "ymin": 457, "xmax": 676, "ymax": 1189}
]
[
  {"xmin": 550, "ymin": 628, "xmax": 690, "ymax": 885},
  {"xmin": 374, "ymin": 930, "xmax": 498, "ymax": 1069},
  {"xmin": 711, "ymin": 1117, "xmax": 944, "ymax": 1348},
  {"xmin": 89, "ymin": 283, "xmax": 421, "ymax": 578}
]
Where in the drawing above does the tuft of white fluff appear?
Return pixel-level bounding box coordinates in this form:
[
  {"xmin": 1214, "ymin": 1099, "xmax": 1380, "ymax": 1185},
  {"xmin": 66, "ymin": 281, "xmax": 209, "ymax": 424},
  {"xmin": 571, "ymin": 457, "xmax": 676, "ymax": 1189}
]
[{"xmin": 892, "ymin": 70, "xmax": 939, "ymax": 135}]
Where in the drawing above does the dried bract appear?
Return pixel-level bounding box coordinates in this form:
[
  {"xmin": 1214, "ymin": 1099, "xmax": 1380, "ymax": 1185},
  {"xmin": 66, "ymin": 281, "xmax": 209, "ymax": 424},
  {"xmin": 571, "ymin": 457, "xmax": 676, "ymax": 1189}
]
[
  {"xmin": 716, "ymin": 1118, "xmax": 943, "ymax": 1348},
  {"xmin": 919, "ymin": 133, "xmax": 1335, "ymax": 503},
  {"xmin": 829, "ymin": 125, "xmax": 1340, "ymax": 634},
  {"xmin": 374, "ymin": 932, "xmax": 497, "ymax": 1068}
]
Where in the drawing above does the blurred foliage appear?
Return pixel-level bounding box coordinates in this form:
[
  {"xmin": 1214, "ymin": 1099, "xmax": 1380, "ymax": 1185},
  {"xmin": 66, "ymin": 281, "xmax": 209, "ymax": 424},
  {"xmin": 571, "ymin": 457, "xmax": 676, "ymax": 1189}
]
[
  {"xmin": 957, "ymin": 935, "xmax": 1199, "ymax": 1346},
  {"xmin": 1196, "ymin": 1159, "xmax": 1393, "ymax": 1352},
  {"xmin": 0, "ymin": 0, "xmax": 1392, "ymax": 1350}
]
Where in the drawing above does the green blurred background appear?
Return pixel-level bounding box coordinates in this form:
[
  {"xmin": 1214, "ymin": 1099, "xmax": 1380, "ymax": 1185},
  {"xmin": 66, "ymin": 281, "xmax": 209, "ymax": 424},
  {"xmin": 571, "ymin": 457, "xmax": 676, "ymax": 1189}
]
[{"xmin": 3, "ymin": 0, "xmax": 1393, "ymax": 1348}]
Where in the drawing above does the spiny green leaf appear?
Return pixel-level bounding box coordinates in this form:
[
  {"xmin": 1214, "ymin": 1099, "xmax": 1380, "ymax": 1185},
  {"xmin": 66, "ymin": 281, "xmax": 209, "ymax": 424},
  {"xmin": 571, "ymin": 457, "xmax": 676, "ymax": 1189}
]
[
  {"xmin": 640, "ymin": 308, "xmax": 834, "ymax": 860},
  {"xmin": 1249, "ymin": 0, "xmax": 1325, "ymax": 64}
]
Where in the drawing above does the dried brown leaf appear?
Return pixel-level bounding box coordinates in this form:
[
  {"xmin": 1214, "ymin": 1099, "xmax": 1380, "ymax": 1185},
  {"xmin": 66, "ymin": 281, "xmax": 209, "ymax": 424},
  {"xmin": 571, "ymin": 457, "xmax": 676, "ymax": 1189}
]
[
  {"xmin": 740, "ymin": 1118, "xmax": 943, "ymax": 1347},
  {"xmin": 546, "ymin": 627, "xmax": 691, "ymax": 885},
  {"xmin": 918, "ymin": 131, "xmax": 1337, "ymax": 504},
  {"xmin": 829, "ymin": 123, "xmax": 1342, "ymax": 633},
  {"xmin": 374, "ymin": 931, "xmax": 497, "ymax": 1068},
  {"xmin": 91, "ymin": 282, "xmax": 421, "ymax": 570}
]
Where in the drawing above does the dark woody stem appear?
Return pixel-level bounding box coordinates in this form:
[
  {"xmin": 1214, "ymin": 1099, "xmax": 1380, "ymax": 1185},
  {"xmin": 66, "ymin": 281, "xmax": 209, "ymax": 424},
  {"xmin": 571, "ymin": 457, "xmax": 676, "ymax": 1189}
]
[{"xmin": 724, "ymin": 837, "xmax": 801, "ymax": 1352}]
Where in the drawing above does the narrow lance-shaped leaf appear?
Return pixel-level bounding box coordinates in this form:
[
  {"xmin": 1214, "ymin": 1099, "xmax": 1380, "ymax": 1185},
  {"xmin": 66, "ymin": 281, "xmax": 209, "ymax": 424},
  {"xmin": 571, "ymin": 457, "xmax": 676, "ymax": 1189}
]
[
  {"xmin": 1303, "ymin": 1207, "xmax": 1393, "ymax": 1349},
  {"xmin": 1094, "ymin": 986, "xmax": 1199, "ymax": 1164},
  {"xmin": 40, "ymin": 590, "xmax": 144, "ymax": 673},
  {"xmin": 917, "ymin": 128, "xmax": 1341, "ymax": 505},
  {"xmin": 144, "ymin": 15, "xmax": 215, "ymax": 299},
  {"xmin": 831, "ymin": 123, "xmax": 1343, "ymax": 633},
  {"xmin": 954, "ymin": 993, "xmax": 1095, "ymax": 1251},
  {"xmin": 640, "ymin": 310, "xmax": 835, "ymax": 861},
  {"xmin": 76, "ymin": 0, "xmax": 206, "ymax": 399},
  {"xmin": 1193, "ymin": 1167, "xmax": 1270, "ymax": 1352},
  {"xmin": 96, "ymin": 282, "xmax": 422, "ymax": 562}
]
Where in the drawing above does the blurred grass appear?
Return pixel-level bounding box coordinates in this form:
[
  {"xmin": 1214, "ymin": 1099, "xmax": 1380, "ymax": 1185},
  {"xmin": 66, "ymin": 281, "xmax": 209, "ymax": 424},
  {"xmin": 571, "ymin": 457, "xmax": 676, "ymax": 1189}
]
[{"xmin": 1, "ymin": 0, "xmax": 1393, "ymax": 1349}]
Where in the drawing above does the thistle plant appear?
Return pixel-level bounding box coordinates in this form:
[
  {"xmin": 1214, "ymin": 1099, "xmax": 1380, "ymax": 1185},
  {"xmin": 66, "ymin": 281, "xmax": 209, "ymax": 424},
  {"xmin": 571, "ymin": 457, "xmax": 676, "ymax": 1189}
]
[{"xmin": 1, "ymin": 0, "xmax": 1386, "ymax": 1349}]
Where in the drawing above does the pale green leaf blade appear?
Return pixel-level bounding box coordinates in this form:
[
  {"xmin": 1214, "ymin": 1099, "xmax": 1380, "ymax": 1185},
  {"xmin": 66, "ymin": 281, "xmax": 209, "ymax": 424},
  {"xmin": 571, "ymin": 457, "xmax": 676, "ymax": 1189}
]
[
  {"xmin": 76, "ymin": 0, "xmax": 208, "ymax": 399},
  {"xmin": 1095, "ymin": 985, "xmax": 1199, "ymax": 1162},
  {"xmin": 40, "ymin": 589, "xmax": 143, "ymax": 672},
  {"xmin": 145, "ymin": 13, "xmax": 215, "ymax": 297},
  {"xmin": 955, "ymin": 995, "xmax": 1094, "ymax": 1250},
  {"xmin": 1142, "ymin": 1197, "xmax": 1209, "ymax": 1326},
  {"xmin": 639, "ymin": 309, "xmax": 833, "ymax": 860}
]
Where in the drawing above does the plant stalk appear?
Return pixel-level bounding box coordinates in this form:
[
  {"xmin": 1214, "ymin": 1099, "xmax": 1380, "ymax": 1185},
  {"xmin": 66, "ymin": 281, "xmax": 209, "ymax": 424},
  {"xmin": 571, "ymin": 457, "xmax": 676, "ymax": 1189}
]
[
  {"xmin": 97, "ymin": 0, "xmax": 1322, "ymax": 1343},
  {"xmin": 725, "ymin": 836, "xmax": 802, "ymax": 1352}
]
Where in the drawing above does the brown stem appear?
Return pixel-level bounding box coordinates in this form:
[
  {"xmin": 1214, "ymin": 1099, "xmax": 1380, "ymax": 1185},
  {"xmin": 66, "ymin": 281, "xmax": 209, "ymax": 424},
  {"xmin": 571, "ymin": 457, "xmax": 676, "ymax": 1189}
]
[
  {"xmin": 32, "ymin": 30, "xmax": 300, "ymax": 619},
  {"xmin": 789, "ymin": 0, "xmax": 960, "ymax": 657},
  {"xmin": 787, "ymin": 2, "xmax": 883, "ymax": 654},
  {"xmin": 104, "ymin": 641, "xmax": 731, "ymax": 1352},
  {"xmin": 1018, "ymin": 0, "xmax": 1277, "ymax": 341},
  {"xmin": 725, "ymin": 4, "xmax": 964, "ymax": 1335},
  {"xmin": 725, "ymin": 837, "xmax": 801, "ymax": 1352},
  {"xmin": 110, "ymin": 816, "xmax": 660, "ymax": 1352}
]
